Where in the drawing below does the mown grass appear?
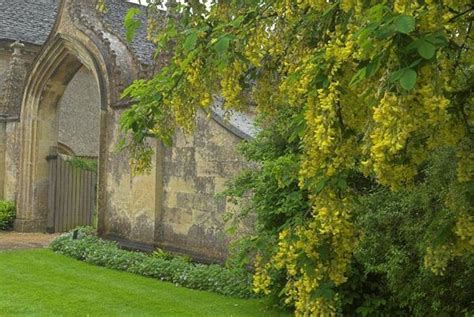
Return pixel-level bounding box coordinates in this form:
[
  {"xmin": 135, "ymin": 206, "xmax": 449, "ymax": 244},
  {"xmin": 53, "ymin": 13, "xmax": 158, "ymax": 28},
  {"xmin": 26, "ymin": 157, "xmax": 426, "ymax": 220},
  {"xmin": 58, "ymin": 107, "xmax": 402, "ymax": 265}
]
[{"xmin": 0, "ymin": 249, "xmax": 289, "ymax": 317}]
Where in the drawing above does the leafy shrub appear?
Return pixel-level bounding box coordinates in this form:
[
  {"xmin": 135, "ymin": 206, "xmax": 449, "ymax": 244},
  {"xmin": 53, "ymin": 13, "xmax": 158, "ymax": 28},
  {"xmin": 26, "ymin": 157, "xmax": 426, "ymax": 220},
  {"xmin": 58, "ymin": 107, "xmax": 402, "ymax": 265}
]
[
  {"xmin": 65, "ymin": 156, "xmax": 97, "ymax": 172},
  {"xmin": 223, "ymin": 109, "xmax": 309, "ymax": 308},
  {"xmin": 0, "ymin": 200, "xmax": 16, "ymax": 230},
  {"xmin": 346, "ymin": 150, "xmax": 474, "ymax": 316},
  {"xmin": 225, "ymin": 115, "xmax": 474, "ymax": 316},
  {"xmin": 50, "ymin": 228, "xmax": 254, "ymax": 298}
]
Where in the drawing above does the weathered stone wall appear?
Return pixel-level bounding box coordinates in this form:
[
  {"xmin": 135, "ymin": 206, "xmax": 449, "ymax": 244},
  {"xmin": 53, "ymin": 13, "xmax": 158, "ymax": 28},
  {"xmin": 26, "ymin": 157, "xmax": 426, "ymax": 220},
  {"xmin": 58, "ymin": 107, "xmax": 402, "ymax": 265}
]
[
  {"xmin": 101, "ymin": 109, "xmax": 157, "ymax": 244},
  {"xmin": 58, "ymin": 66, "xmax": 100, "ymax": 157},
  {"xmin": 0, "ymin": 52, "xmax": 10, "ymax": 89},
  {"xmin": 0, "ymin": 44, "xmax": 41, "ymax": 201},
  {"xmin": 0, "ymin": 53, "xmax": 11, "ymax": 199},
  {"xmin": 155, "ymin": 113, "xmax": 247, "ymax": 262},
  {"xmin": 2, "ymin": 121, "xmax": 21, "ymax": 201},
  {"xmin": 0, "ymin": 121, "xmax": 5, "ymax": 199},
  {"xmin": 100, "ymin": 111, "xmax": 250, "ymax": 262}
]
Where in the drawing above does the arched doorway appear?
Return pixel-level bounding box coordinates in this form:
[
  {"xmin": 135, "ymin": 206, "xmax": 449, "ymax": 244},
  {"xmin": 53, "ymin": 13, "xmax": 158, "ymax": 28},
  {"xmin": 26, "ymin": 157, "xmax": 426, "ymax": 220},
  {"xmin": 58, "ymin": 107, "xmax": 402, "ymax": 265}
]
[{"xmin": 15, "ymin": 35, "xmax": 109, "ymax": 232}]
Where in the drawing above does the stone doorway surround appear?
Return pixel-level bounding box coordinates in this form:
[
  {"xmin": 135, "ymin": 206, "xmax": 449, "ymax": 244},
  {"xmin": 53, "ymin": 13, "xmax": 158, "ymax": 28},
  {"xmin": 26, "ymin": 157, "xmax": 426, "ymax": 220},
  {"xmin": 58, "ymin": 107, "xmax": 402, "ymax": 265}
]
[{"xmin": 14, "ymin": 0, "xmax": 141, "ymax": 233}]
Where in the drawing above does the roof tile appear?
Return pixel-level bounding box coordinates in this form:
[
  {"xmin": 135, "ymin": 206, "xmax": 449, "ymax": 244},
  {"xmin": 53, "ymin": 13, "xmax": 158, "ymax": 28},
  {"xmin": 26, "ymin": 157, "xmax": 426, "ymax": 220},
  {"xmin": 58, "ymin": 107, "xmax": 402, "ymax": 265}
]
[{"xmin": 0, "ymin": 0, "xmax": 59, "ymax": 45}]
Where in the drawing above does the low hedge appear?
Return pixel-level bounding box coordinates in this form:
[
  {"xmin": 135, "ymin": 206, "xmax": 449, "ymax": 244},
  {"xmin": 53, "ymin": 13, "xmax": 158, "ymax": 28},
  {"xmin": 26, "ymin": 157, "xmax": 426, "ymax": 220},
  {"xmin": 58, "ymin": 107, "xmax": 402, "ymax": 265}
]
[
  {"xmin": 0, "ymin": 200, "xmax": 15, "ymax": 230},
  {"xmin": 50, "ymin": 228, "xmax": 254, "ymax": 299}
]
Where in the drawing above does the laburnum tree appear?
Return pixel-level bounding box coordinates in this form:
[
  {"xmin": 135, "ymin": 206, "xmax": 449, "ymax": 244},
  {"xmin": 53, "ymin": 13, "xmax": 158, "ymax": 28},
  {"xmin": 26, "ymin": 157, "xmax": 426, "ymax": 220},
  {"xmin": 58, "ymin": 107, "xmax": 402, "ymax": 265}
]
[{"xmin": 117, "ymin": 0, "xmax": 473, "ymax": 315}]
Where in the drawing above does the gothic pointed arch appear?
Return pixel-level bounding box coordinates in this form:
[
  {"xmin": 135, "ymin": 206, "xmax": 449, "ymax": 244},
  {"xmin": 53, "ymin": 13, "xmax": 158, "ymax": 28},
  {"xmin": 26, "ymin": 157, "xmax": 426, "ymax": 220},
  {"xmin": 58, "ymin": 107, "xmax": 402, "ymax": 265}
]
[{"xmin": 15, "ymin": 0, "xmax": 141, "ymax": 231}]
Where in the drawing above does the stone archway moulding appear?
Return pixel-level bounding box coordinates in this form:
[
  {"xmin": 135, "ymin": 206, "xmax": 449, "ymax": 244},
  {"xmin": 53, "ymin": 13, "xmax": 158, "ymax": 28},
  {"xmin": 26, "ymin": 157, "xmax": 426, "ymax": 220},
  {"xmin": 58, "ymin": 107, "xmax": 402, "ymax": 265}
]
[{"xmin": 15, "ymin": 34, "xmax": 110, "ymax": 231}]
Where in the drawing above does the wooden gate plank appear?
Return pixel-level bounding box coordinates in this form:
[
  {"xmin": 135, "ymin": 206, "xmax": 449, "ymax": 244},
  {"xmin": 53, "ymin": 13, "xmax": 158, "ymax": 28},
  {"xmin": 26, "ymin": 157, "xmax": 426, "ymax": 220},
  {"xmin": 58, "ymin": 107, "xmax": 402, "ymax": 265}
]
[
  {"xmin": 86, "ymin": 170, "xmax": 92, "ymax": 225},
  {"xmin": 55, "ymin": 156, "xmax": 62, "ymax": 232},
  {"xmin": 59, "ymin": 157, "xmax": 66, "ymax": 232},
  {"xmin": 48, "ymin": 154, "xmax": 98, "ymax": 232},
  {"xmin": 73, "ymin": 166, "xmax": 79, "ymax": 229},
  {"xmin": 92, "ymin": 171, "xmax": 96, "ymax": 225},
  {"xmin": 65, "ymin": 158, "xmax": 72, "ymax": 231},
  {"xmin": 78, "ymin": 167, "xmax": 84, "ymax": 227},
  {"xmin": 47, "ymin": 153, "xmax": 57, "ymax": 232}
]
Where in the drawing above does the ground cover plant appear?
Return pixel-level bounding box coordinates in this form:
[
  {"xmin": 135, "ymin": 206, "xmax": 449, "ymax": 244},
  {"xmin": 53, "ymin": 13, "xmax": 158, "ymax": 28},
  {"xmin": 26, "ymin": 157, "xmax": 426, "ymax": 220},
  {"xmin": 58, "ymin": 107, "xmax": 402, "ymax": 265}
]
[
  {"xmin": 0, "ymin": 200, "xmax": 15, "ymax": 230},
  {"xmin": 116, "ymin": 1, "xmax": 473, "ymax": 315},
  {"xmin": 0, "ymin": 248, "xmax": 289, "ymax": 317},
  {"xmin": 51, "ymin": 228, "xmax": 254, "ymax": 299}
]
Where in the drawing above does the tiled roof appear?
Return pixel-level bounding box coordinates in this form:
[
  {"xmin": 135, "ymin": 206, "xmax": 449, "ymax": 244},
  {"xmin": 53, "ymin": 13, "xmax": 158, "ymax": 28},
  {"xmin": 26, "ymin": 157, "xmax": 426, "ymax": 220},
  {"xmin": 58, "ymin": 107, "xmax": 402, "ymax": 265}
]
[
  {"xmin": 0, "ymin": 0, "xmax": 59, "ymax": 46},
  {"xmin": 0, "ymin": 0, "xmax": 157, "ymax": 64},
  {"xmin": 103, "ymin": 0, "xmax": 159, "ymax": 64}
]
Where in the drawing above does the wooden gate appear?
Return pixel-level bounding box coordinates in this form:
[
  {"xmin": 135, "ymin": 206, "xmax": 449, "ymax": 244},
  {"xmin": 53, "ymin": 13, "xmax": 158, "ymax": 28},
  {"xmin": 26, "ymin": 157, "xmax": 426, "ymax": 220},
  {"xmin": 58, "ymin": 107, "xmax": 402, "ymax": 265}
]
[{"xmin": 47, "ymin": 152, "xmax": 97, "ymax": 232}]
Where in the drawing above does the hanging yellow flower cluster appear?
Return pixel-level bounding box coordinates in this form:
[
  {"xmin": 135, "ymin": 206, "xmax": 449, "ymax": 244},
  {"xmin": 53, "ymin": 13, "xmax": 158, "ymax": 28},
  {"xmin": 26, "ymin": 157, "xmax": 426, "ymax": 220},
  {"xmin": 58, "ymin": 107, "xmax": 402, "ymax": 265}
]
[{"xmin": 121, "ymin": 0, "xmax": 473, "ymax": 315}]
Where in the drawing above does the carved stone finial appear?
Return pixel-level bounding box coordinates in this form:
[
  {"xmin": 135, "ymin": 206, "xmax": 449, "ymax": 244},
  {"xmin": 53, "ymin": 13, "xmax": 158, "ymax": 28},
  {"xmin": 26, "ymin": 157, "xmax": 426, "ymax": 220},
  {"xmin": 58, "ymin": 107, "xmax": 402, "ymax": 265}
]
[{"xmin": 10, "ymin": 40, "xmax": 25, "ymax": 56}]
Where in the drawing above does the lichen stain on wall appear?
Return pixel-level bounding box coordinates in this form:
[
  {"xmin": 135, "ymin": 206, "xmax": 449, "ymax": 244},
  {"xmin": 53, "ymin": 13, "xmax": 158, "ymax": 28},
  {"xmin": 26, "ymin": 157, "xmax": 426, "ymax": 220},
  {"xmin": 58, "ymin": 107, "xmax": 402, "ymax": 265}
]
[
  {"xmin": 104, "ymin": 112, "xmax": 157, "ymax": 244},
  {"xmin": 157, "ymin": 112, "xmax": 249, "ymax": 261}
]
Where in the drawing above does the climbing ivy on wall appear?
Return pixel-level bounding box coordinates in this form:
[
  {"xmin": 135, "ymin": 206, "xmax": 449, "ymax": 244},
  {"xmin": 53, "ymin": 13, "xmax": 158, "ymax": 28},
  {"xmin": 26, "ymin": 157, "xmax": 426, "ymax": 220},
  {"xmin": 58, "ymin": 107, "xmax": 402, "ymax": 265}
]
[{"xmin": 117, "ymin": 0, "xmax": 473, "ymax": 315}]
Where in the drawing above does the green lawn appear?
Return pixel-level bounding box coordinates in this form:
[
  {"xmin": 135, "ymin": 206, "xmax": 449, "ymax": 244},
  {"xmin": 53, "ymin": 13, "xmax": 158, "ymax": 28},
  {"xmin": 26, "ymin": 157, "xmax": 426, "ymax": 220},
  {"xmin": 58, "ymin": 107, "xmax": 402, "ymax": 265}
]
[{"xmin": 0, "ymin": 249, "xmax": 288, "ymax": 317}]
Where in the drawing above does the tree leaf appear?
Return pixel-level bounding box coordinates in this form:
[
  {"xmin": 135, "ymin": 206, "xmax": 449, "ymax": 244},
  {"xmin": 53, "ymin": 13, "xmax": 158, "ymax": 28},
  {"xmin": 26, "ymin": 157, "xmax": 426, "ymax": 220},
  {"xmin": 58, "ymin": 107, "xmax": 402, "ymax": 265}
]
[
  {"xmin": 183, "ymin": 31, "xmax": 198, "ymax": 52},
  {"xmin": 408, "ymin": 59, "xmax": 422, "ymax": 68},
  {"xmin": 366, "ymin": 55, "xmax": 381, "ymax": 77},
  {"xmin": 311, "ymin": 282, "xmax": 335, "ymax": 301},
  {"xmin": 214, "ymin": 35, "xmax": 231, "ymax": 54},
  {"xmin": 349, "ymin": 67, "xmax": 367, "ymax": 86},
  {"xmin": 394, "ymin": 15, "xmax": 415, "ymax": 34},
  {"xmin": 399, "ymin": 68, "xmax": 417, "ymax": 90},
  {"xmin": 313, "ymin": 178, "xmax": 328, "ymax": 194},
  {"xmin": 417, "ymin": 40, "xmax": 436, "ymax": 59},
  {"xmin": 229, "ymin": 15, "xmax": 245, "ymax": 27},
  {"xmin": 124, "ymin": 8, "xmax": 141, "ymax": 43},
  {"xmin": 389, "ymin": 69, "xmax": 405, "ymax": 83},
  {"xmin": 425, "ymin": 32, "xmax": 448, "ymax": 46}
]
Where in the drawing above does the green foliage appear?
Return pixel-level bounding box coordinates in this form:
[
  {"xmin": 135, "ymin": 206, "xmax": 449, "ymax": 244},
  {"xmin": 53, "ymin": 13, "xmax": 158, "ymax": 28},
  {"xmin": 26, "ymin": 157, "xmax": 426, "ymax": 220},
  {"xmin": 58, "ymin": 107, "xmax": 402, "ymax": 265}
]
[
  {"xmin": 348, "ymin": 150, "xmax": 474, "ymax": 316},
  {"xmin": 225, "ymin": 116, "xmax": 474, "ymax": 315},
  {"xmin": 152, "ymin": 247, "xmax": 176, "ymax": 261},
  {"xmin": 65, "ymin": 156, "xmax": 98, "ymax": 172},
  {"xmin": 399, "ymin": 68, "xmax": 417, "ymax": 90},
  {"xmin": 51, "ymin": 228, "xmax": 254, "ymax": 299},
  {"xmin": 0, "ymin": 200, "xmax": 16, "ymax": 230},
  {"xmin": 115, "ymin": 0, "xmax": 473, "ymax": 313},
  {"xmin": 223, "ymin": 110, "xmax": 310, "ymax": 306},
  {"xmin": 124, "ymin": 8, "xmax": 142, "ymax": 43},
  {"xmin": 393, "ymin": 15, "xmax": 415, "ymax": 34}
]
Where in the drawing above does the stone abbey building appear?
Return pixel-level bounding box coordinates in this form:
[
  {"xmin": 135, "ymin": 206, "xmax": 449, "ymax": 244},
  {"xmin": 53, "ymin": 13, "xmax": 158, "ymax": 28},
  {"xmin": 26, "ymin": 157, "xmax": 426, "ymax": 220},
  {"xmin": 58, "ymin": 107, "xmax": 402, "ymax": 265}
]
[{"xmin": 0, "ymin": 0, "xmax": 253, "ymax": 262}]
